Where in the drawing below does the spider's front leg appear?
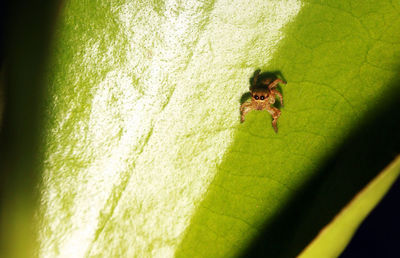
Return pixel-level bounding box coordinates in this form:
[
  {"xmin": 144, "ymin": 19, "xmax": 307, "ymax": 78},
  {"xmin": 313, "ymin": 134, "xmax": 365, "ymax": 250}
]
[
  {"xmin": 265, "ymin": 105, "xmax": 281, "ymax": 133},
  {"xmin": 240, "ymin": 102, "xmax": 253, "ymax": 123}
]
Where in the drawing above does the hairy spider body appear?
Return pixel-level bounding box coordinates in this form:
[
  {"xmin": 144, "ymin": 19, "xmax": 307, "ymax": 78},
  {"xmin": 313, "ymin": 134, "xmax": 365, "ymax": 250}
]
[{"xmin": 240, "ymin": 71, "xmax": 286, "ymax": 133}]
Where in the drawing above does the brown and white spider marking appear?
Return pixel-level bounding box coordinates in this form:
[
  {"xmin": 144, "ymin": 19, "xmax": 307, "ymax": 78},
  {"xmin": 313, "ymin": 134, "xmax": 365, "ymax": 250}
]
[{"xmin": 240, "ymin": 70, "xmax": 286, "ymax": 132}]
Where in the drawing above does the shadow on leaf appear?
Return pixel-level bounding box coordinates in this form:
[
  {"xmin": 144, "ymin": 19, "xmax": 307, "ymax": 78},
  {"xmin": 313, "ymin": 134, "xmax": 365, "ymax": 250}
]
[{"xmin": 240, "ymin": 77, "xmax": 400, "ymax": 258}]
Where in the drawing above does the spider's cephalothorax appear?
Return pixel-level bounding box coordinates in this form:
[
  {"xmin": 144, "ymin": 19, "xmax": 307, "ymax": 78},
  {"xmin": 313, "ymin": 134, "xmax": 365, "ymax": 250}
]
[{"xmin": 240, "ymin": 70, "xmax": 286, "ymax": 132}]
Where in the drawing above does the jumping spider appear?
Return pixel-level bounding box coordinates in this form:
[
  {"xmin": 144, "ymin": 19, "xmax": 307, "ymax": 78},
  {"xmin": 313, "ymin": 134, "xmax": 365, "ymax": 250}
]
[{"xmin": 240, "ymin": 70, "xmax": 286, "ymax": 133}]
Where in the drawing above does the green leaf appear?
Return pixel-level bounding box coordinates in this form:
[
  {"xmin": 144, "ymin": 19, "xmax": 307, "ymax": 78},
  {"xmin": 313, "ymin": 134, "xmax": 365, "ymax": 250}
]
[
  {"xmin": 299, "ymin": 155, "xmax": 400, "ymax": 257},
  {"xmin": 175, "ymin": 1, "xmax": 400, "ymax": 257},
  {"xmin": 29, "ymin": 0, "xmax": 400, "ymax": 257}
]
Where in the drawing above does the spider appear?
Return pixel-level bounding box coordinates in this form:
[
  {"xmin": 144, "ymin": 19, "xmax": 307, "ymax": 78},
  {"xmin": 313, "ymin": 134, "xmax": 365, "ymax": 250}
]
[{"xmin": 240, "ymin": 70, "xmax": 287, "ymax": 133}]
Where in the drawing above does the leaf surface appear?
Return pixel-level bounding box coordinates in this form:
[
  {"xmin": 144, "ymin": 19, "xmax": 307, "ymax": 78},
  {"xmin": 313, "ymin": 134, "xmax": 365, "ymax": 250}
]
[{"xmin": 36, "ymin": 0, "xmax": 400, "ymax": 257}]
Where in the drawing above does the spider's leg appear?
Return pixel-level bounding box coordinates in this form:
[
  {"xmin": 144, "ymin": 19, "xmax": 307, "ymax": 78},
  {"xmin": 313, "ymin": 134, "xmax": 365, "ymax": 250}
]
[
  {"xmin": 252, "ymin": 70, "xmax": 260, "ymax": 88},
  {"xmin": 272, "ymin": 89, "xmax": 284, "ymax": 107},
  {"xmin": 265, "ymin": 105, "xmax": 281, "ymax": 133},
  {"xmin": 240, "ymin": 102, "xmax": 253, "ymax": 123},
  {"xmin": 268, "ymin": 78, "xmax": 286, "ymax": 90}
]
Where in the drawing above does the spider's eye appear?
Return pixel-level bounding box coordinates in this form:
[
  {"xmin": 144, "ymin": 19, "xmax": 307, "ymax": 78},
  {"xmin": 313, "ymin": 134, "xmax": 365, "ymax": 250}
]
[
  {"xmin": 254, "ymin": 95, "xmax": 259, "ymax": 100},
  {"xmin": 260, "ymin": 96, "xmax": 265, "ymax": 100}
]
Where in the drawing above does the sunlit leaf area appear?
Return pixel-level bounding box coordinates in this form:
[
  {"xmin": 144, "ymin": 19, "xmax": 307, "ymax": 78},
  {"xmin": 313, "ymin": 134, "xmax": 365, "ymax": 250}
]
[{"xmin": 1, "ymin": 0, "xmax": 400, "ymax": 257}]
